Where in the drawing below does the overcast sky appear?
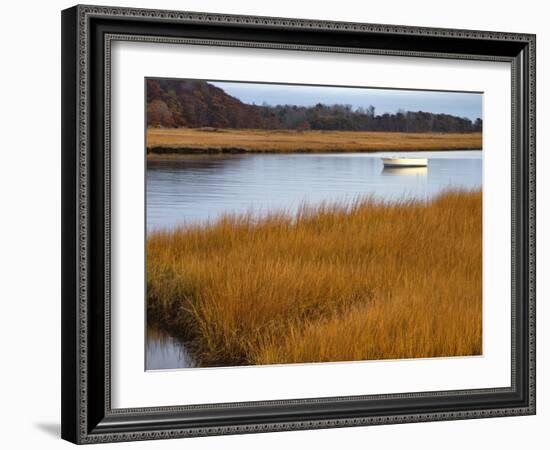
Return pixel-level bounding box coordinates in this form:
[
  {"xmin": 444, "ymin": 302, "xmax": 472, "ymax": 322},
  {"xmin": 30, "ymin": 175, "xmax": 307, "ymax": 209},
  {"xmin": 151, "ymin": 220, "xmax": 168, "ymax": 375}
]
[{"xmin": 211, "ymin": 81, "xmax": 483, "ymax": 121}]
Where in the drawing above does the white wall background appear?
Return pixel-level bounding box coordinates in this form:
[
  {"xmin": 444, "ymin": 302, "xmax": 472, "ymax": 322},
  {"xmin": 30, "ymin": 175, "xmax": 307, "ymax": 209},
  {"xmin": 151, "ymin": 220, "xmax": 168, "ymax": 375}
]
[{"xmin": 0, "ymin": 0, "xmax": 545, "ymax": 448}]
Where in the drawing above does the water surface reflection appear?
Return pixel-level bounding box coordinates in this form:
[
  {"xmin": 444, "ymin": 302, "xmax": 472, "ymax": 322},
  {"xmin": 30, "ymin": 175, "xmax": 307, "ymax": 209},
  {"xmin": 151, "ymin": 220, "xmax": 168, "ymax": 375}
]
[
  {"xmin": 147, "ymin": 151, "xmax": 482, "ymax": 230},
  {"xmin": 146, "ymin": 326, "xmax": 196, "ymax": 370}
]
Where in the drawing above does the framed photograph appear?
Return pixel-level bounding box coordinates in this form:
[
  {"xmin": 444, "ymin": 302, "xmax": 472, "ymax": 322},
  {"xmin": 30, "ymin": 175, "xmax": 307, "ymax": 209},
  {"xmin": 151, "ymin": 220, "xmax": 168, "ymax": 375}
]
[{"xmin": 61, "ymin": 4, "xmax": 536, "ymax": 444}]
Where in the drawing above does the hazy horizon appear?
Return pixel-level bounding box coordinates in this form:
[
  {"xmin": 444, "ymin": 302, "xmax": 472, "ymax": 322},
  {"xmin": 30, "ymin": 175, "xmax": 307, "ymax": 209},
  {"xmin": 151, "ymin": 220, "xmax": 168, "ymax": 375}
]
[{"xmin": 210, "ymin": 81, "xmax": 482, "ymax": 121}]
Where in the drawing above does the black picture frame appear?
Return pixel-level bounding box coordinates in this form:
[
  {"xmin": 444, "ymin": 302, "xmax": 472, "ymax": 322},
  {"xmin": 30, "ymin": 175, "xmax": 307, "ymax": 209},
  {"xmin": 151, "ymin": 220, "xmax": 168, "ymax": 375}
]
[{"xmin": 61, "ymin": 4, "xmax": 536, "ymax": 444}]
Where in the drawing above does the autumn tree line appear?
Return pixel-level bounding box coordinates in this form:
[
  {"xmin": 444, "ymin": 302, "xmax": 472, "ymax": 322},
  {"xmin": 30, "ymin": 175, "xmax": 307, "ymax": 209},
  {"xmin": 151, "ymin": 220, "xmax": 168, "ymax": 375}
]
[{"xmin": 147, "ymin": 79, "xmax": 482, "ymax": 133}]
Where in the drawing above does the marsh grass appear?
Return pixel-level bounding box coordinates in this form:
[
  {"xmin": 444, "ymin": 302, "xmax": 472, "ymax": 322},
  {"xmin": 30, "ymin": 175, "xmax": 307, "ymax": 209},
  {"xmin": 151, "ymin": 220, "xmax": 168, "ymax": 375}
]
[
  {"xmin": 147, "ymin": 190, "xmax": 482, "ymax": 366},
  {"xmin": 147, "ymin": 128, "xmax": 482, "ymax": 154}
]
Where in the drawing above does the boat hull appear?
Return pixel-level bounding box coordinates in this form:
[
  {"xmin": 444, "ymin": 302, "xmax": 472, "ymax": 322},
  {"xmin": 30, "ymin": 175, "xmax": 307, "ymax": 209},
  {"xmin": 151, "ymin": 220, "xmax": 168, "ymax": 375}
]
[{"xmin": 382, "ymin": 157, "xmax": 428, "ymax": 168}]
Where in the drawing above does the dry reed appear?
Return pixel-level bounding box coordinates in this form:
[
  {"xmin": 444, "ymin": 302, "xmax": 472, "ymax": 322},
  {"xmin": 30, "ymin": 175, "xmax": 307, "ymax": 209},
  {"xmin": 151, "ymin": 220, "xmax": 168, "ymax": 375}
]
[
  {"xmin": 147, "ymin": 190, "xmax": 482, "ymax": 366},
  {"xmin": 147, "ymin": 128, "xmax": 482, "ymax": 154}
]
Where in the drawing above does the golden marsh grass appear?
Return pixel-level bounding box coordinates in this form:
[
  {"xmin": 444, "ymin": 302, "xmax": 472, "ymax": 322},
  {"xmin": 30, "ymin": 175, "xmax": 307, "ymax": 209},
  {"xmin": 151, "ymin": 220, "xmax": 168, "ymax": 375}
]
[
  {"xmin": 147, "ymin": 190, "xmax": 482, "ymax": 366},
  {"xmin": 147, "ymin": 128, "xmax": 482, "ymax": 154}
]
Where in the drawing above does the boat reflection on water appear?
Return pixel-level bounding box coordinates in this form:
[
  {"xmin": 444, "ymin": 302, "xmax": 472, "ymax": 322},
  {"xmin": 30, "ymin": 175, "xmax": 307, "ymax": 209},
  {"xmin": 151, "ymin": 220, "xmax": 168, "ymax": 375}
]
[{"xmin": 381, "ymin": 166, "xmax": 428, "ymax": 176}]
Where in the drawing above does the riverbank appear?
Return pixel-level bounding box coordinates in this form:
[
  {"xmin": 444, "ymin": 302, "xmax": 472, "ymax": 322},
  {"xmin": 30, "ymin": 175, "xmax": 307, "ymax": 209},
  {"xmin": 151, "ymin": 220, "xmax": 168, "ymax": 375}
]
[
  {"xmin": 147, "ymin": 190, "xmax": 482, "ymax": 367},
  {"xmin": 146, "ymin": 128, "xmax": 482, "ymax": 154}
]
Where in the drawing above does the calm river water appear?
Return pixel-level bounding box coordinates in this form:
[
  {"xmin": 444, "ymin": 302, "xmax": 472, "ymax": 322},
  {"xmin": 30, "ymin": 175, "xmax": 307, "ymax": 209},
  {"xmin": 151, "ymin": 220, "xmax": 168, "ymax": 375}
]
[
  {"xmin": 145, "ymin": 150, "xmax": 482, "ymax": 369},
  {"xmin": 146, "ymin": 151, "xmax": 482, "ymax": 231}
]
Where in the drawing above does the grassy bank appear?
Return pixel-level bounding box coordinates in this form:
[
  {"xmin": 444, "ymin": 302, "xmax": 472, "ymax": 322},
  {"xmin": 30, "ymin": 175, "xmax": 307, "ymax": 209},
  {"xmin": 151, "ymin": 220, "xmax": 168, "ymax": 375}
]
[
  {"xmin": 147, "ymin": 190, "xmax": 482, "ymax": 366},
  {"xmin": 147, "ymin": 128, "xmax": 482, "ymax": 154}
]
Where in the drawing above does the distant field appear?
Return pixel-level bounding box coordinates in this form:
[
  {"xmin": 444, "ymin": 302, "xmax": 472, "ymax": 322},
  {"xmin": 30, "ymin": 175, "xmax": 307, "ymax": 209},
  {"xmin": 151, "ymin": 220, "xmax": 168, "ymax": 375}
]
[
  {"xmin": 146, "ymin": 128, "xmax": 482, "ymax": 154},
  {"xmin": 147, "ymin": 190, "xmax": 482, "ymax": 366}
]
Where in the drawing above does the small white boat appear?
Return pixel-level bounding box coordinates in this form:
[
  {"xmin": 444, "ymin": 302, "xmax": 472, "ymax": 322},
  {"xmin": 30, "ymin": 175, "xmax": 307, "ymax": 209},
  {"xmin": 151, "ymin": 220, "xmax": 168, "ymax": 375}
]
[{"xmin": 382, "ymin": 157, "xmax": 428, "ymax": 168}]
